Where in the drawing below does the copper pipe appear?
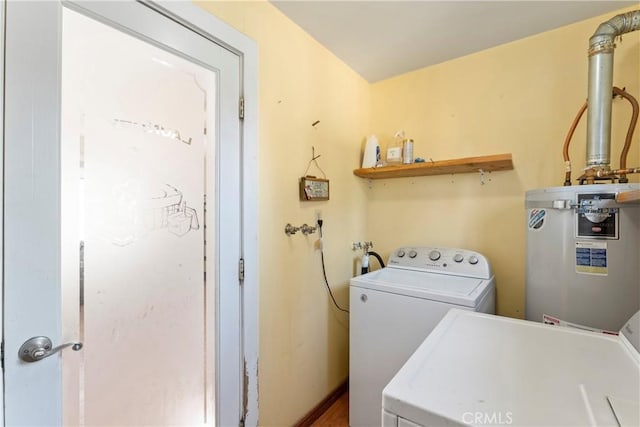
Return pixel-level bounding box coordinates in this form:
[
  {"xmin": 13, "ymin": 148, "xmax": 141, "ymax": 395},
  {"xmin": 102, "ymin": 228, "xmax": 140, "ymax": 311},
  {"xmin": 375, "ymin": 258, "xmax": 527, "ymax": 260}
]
[
  {"xmin": 596, "ymin": 166, "xmax": 640, "ymax": 177},
  {"xmin": 562, "ymin": 101, "xmax": 588, "ymax": 185},
  {"xmin": 612, "ymin": 87, "xmax": 639, "ymax": 183},
  {"xmin": 563, "ymin": 88, "xmax": 638, "ymax": 185}
]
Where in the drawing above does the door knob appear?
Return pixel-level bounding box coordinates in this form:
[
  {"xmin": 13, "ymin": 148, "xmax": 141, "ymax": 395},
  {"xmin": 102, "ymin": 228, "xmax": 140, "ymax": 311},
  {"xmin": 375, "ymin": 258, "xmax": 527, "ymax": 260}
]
[{"xmin": 18, "ymin": 336, "xmax": 83, "ymax": 363}]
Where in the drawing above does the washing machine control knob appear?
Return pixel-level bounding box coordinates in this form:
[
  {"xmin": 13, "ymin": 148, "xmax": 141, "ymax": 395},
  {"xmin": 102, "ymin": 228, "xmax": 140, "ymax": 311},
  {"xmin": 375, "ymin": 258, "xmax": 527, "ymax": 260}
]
[
  {"xmin": 428, "ymin": 250, "xmax": 441, "ymax": 261},
  {"xmin": 408, "ymin": 250, "xmax": 418, "ymax": 258},
  {"xmin": 397, "ymin": 249, "xmax": 406, "ymax": 257},
  {"xmin": 453, "ymin": 254, "xmax": 464, "ymax": 263},
  {"xmin": 468, "ymin": 255, "xmax": 479, "ymax": 265}
]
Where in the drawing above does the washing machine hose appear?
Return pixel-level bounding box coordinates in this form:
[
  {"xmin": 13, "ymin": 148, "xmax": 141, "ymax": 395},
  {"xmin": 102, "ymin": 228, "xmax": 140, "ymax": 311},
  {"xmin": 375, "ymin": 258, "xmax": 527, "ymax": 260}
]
[{"xmin": 361, "ymin": 251, "xmax": 385, "ymax": 274}]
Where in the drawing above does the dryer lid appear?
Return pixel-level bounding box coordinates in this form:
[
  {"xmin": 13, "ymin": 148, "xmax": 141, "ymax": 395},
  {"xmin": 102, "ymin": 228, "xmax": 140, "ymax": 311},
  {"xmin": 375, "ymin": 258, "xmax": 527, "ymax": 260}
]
[
  {"xmin": 383, "ymin": 309, "xmax": 640, "ymax": 427},
  {"xmin": 350, "ymin": 267, "xmax": 492, "ymax": 307}
]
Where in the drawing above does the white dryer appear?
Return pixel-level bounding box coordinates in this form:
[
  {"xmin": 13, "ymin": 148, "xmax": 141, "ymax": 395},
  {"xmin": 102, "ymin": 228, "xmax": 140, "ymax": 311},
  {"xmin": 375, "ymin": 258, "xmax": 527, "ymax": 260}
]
[
  {"xmin": 382, "ymin": 309, "xmax": 640, "ymax": 427},
  {"xmin": 349, "ymin": 247, "xmax": 495, "ymax": 427}
]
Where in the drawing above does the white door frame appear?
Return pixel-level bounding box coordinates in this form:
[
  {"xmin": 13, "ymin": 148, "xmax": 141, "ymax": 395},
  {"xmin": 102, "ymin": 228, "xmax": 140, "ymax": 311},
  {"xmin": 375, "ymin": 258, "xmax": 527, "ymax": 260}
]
[
  {"xmin": 153, "ymin": 3, "xmax": 259, "ymax": 425},
  {"xmin": 0, "ymin": 0, "xmax": 5, "ymax": 420},
  {"xmin": 0, "ymin": 1, "xmax": 258, "ymax": 425}
]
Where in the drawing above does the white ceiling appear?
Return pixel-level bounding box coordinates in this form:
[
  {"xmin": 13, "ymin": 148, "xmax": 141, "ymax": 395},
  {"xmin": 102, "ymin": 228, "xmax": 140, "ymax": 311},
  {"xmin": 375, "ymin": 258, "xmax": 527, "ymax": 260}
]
[{"xmin": 271, "ymin": 1, "xmax": 639, "ymax": 82}]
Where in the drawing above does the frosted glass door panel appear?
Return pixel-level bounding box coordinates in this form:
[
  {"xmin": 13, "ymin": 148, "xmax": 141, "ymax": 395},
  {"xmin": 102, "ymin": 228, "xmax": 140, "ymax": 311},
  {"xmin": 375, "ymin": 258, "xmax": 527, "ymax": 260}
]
[{"xmin": 61, "ymin": 8, "xmax": 216, "ymax": 425}]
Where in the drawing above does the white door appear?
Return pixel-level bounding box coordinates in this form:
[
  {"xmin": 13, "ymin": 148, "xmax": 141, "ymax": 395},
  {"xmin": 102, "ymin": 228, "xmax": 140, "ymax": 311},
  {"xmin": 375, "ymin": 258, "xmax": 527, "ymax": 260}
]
[{"xmin": 3, "ymin": 1, "xmax": 243, "ymax": 425}]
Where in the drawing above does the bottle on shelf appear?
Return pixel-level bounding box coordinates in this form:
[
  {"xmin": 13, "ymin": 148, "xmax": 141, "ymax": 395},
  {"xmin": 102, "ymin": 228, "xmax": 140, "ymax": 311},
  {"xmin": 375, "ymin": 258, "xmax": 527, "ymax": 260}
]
[
  {"xmin": 386, "ymin": 130, "xmax": 404, "ymax": 165},
  {"xmin": 402, "ymin": 138, "xmax": 414, "ymax": 164}
]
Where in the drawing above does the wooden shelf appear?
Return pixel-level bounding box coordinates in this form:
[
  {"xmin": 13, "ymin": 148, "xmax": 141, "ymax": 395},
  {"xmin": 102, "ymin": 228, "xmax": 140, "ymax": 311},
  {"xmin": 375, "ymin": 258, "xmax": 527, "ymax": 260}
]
[
  {"xmin": 616, "ymin": 189, "xmax": 640, "ymax": 204},
  {"xmin": 353, "ymin": 153, "xmax": 514, "ymax": 180}
]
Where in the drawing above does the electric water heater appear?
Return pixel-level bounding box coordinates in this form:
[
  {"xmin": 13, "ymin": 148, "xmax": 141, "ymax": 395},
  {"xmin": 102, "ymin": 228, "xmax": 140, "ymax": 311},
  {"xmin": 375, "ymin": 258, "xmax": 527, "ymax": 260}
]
[{"xmin": 525, "ymin": 183, "xmax": 640, "ymax": 332}]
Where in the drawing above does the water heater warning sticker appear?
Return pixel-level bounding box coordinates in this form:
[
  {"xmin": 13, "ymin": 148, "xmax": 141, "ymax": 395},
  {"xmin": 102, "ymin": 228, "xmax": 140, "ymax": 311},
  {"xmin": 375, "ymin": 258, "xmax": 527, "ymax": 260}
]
[
  {"xmin": 528, "ymin": 209, "xmax": 546, "ymax": 230},
  {"xmin": 575, "ymin": 242, "xmax": 608, "ymax": 275}
]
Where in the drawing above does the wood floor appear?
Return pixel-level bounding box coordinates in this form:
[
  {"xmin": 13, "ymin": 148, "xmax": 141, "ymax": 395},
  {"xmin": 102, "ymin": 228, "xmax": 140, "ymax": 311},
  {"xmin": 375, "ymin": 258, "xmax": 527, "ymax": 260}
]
[{"xmin": 310, "ymin": 390, "xmax": 349, "ymax": 427}]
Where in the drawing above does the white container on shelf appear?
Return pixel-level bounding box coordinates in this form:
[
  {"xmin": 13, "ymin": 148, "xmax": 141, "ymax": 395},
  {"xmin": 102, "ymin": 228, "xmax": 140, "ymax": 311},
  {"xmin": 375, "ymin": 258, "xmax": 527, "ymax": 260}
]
[{"xmin": 362, "ymin": 135, "xmax": 380, "ymax": 168}]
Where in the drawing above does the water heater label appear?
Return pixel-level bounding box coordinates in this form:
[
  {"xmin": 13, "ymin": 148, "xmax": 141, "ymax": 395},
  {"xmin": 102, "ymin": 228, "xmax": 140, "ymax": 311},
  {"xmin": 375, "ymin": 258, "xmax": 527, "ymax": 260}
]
[
  {"xmin": 575, "ymin": 241, "xmax": 608, "ymax": 275},
  {"xmin": 576, "ymin": 193, "xmax": 618, "ymax": 239},
  {"xmin": 528, "ymin": 209, "xmax": 546, "ymax": 230}
]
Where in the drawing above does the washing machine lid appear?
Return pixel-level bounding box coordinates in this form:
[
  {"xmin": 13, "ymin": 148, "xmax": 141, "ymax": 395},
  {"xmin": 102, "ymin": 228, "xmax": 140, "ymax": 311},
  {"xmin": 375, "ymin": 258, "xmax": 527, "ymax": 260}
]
[
  {"xmin": 383, "ymin": 309, "xmax": 640, "ymax": 427},
  {"xmin": 349, "ymin": 267, "xmax": 491, "ymax": 308}
]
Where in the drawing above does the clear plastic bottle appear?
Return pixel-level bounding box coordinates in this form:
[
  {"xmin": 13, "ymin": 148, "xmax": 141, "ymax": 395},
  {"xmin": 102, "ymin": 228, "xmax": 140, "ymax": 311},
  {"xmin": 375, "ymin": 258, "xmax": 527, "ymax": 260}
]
[
  {"xmin": 386, "ymin": 131, "xmax": 404, "ymax": 165},
  {"xmin": 402, "ymin": 139, "xmax": 414, "ymax": 164}
]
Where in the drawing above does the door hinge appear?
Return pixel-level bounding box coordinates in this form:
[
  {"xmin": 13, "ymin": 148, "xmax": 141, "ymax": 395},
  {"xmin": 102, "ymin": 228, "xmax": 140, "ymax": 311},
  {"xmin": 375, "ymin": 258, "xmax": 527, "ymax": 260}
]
[
  {"xmin": 239, "ymin": 258, "xmax": 245, "ymax": 283},
  {"xmin": 239, "ymin": 97, "xmax": 245, "ymax": 120}
]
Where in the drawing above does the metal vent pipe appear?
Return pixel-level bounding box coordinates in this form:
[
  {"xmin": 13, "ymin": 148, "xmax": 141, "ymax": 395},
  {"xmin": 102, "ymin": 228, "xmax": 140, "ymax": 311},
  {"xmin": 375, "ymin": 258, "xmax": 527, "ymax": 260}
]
[{"xmin": 587, "ymin": 10, "xmax": 640, "ymax": 169}]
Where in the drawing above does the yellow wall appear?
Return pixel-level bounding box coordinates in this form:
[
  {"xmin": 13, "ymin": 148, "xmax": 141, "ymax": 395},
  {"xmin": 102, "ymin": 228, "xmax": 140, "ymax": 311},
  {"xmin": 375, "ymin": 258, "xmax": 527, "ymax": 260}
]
[
  {"xmin": 369, "ymin": 7, "xmax": 640, "ymax": 319},
  {"xmin": 195, "ymin": 2, "xmax": 639, "ymax": 425},
  {"xmin": 195, "ymin": 1, "xmax": 370, "ymax": 425}
]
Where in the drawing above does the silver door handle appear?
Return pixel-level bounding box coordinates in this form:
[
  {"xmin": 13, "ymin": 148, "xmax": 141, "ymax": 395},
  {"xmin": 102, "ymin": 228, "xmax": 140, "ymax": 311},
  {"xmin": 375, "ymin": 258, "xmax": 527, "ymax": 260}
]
[{"xmin": 18, "ymin": 336, "xmax": 83, "ymax": 363}]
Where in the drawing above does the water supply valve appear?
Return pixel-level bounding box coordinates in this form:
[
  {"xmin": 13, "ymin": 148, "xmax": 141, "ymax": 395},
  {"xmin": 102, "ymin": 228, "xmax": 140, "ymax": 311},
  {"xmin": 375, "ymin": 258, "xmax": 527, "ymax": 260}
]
[
  {"xmin": 300, "ymin": 223, "xmax": 317, "ymax": 235},
  {"xmin": 284, "ymin": 223, "xmax": 300, "ymax": 235},
  {"xmin": 284, "ymin": 222, "xmax": 318, "ymax": 236},
  {"xmin": 352, "ymin": 241, "xmax": 374, "ymax": 252}
]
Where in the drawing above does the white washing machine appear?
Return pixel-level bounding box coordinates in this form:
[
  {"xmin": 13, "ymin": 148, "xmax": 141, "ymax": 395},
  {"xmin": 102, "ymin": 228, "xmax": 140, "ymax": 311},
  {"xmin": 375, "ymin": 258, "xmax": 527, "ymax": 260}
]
[
  {"xmin": 349, "ymin": 247, "xmax": 495, "ymax": 427},
  {"xmin": 383, "ymin": 309, "xmax": 640, "ymax": 427}
]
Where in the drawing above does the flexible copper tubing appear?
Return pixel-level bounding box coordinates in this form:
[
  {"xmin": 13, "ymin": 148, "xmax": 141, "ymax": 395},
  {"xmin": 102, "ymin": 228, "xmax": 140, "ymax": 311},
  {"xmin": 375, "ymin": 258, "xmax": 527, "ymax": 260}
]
[
  {"xmin": 612, "ymin": 87, "xmax": 639, "ymax": 183},
  {"xmin": 563, "ymin": 87, "xmax": 639, "ymax": 185},
  {"xmin": 562, "ymin": 101, "xmax": 587, "ymax": 186}
]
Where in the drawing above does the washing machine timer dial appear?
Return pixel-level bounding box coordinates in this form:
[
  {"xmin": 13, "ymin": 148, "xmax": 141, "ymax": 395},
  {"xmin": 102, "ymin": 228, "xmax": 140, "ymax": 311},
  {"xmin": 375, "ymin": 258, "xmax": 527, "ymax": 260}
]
[
  {"xmin": 428, "ymin": 250, "xmax": 441, "ymax": 261},
  {"xmin": 468, "ymin": 255, "xmax": 479, "ymax": 265}
]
